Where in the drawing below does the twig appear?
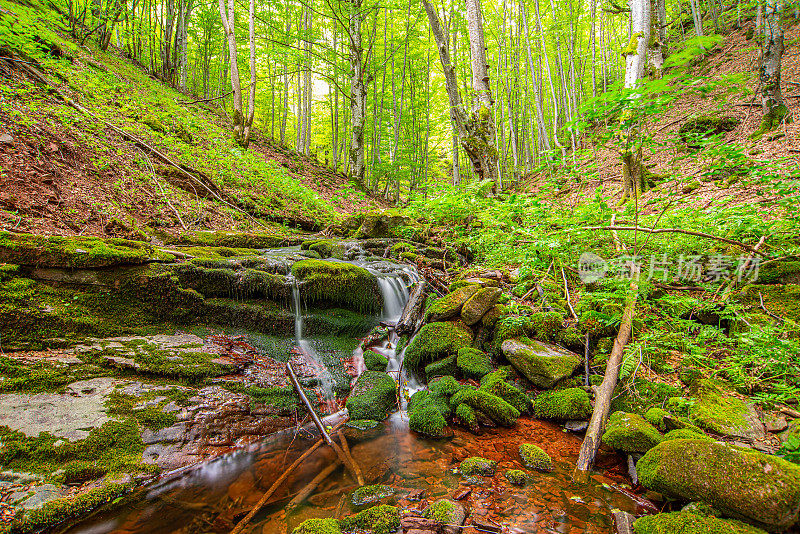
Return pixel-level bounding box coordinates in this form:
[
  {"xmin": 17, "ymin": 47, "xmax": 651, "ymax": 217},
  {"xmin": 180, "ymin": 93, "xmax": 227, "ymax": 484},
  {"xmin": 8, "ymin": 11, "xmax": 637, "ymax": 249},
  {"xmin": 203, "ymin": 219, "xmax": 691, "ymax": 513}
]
[
  {"xmin": 337, "ymin": 431, "xmax": 364, "ymax": 485},
  {"xmin": 580, "ymin": 226, "xmax": 771, "ymax": 258},
  {"xmin": 561, "ymin": 266, "xmax": 578, "ymax": 321},
  {"xmin": 758, "ymin": 292, "xmax": 785, "ymax": 323},
  {"xmin": 139, "ymin": 149, "xmax": 187, "ymax": 231}
]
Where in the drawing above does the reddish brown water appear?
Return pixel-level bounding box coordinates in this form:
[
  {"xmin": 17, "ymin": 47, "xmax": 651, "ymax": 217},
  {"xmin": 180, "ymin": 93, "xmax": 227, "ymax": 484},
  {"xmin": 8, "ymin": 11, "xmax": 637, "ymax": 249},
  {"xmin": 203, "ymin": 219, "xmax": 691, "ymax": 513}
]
[{"xmin": 61, "ymin": 415, "xmax": 650, "ymax": 534}]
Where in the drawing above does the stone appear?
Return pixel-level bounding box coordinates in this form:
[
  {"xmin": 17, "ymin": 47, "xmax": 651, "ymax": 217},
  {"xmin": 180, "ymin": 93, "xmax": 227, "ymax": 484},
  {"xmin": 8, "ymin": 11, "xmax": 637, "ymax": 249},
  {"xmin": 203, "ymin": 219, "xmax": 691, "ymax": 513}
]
[
  {"xmin": 518, "ymin": 443, "xmax": 553, "ymax": 472},
  {"xmin": 425, "ymin": 285, "xmax": 481, "ymax": 322},
  {"xmin": 602, "ymin": 412, "xmax": 664, "ymax": 454},
  {"xmin": 423, "ymin": 499, "xmax": 465, "ymax": 534},
  {"xmin": 345, "ymin": 371, "xmax": 397, "ymax": 421},
  {"xmin": 533, "ymin": 388, "xmax": 592, "ymax": 421},
  {"xmin": 460, "ymin": 457, "xmax": 497, "ymax": 476},
  {"xmin": 632, "ymin": 512, "xmax": 767, "ymax": 533},
  {"xmin": 764, "ymin": 414, "xmax": 788, "ymax": 433},
  {"xmin": 612, "ymin": 510, "xmax": 635, "ymax": 534},
  {"xmin": 16, "ymin": 484, "xmax": 65, "ymax": 510},
  {"xmin": 461, "ymin": 287, "xmax": 502, "ymax": 325},
  {"xmin": 637, "ymin": 439, "xmax": 800, "ymax": 529},
  {"xmin": 501, "ymin": 339, "xmax": 581, "ymax": 389},
  {"xmin": 688, "ymin": 380, "xmax": 766, "ymax": 441},
  {"xmin": 564, "ymin": 420, "xmax": 589, "ymax": 432},
  {"xmin": 0, "ymin": 133, "xmax": 13, "ymax": 144}
]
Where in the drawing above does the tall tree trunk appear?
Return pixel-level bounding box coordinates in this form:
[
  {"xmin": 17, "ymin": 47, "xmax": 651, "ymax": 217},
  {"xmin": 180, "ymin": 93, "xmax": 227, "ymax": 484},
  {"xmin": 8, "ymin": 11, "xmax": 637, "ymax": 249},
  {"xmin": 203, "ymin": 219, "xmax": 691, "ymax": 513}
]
[
  {"xmin": 348, "ymin": 0, "xmax": 367, "ymax": 185},
  {"xmin": 649, "ymin": 0, "xmax": 666, "ymax": 75},
  {"xmin": 519, "ymin": 0, "xmax": 552, "ymax": 158},
  {"xmin": 690, "ymin": 0, "xmax": 704, "ymax": 36},
  {"xmin": 757, "ymin": 0, "xmax": 788, "ymax": 132},
  {"xmin": 218, "ymin": 0, "xmax": 253, "ymax": 147}
]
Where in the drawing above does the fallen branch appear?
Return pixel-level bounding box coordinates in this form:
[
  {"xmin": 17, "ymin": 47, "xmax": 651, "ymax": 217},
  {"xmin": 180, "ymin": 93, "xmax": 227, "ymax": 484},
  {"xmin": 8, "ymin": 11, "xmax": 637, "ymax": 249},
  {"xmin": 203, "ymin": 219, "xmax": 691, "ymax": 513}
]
[
  {"xmin": 580, "ymin": 226, "xmax": 771, "ymax": 258},
  {"xmin": 561, "ymin": 266, "xmax": 578, "ymax": 321},
  {"xmin": 228, "ymin": 419, "xmax": 347, "ymax": 534},
  {"xmin": 337, "ymin": 429, "xmax": 364, "ymax": 485},
  {"xmin": 285, "ymin": 459, "xmax": 342, "ymax": 513},
  {"xmin": 396, "ymin": 281, "xmax": 426, "ymax": 336},
  {"xmin": 139, "ymin": 149, "xmax": 187, "ymax": 231},
  {"xmin": 576, "ymin": 283, "xmax": 638, "ymax": 472}
]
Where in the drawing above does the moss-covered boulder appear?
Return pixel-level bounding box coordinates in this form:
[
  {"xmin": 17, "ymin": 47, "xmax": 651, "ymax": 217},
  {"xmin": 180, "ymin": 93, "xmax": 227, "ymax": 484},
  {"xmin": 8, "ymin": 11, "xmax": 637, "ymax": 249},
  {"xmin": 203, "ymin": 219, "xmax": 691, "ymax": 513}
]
[
  {"xmin": 363, "ymin": 350, "xmax": 389, "ymax": 371},
  {"xmin": 637, "ymin": 439, "xmax": 800, "ymax": 529},
  {"xmin": 688, "ymin": 380, "xmax": 765, "ymax": 441},
  {"xmin": 353, "ymin": 209, "xmax": 411, "ymax": 239},
  {"xmin": 459, "ymin": 389, "xmax": 520, "ymax": 427},
  {"xmin": 633, "ymin": 512, "xmax": 767, "ymax": 534},
  {"xmin": 460, "ymin": 456, "xmax": 497, "ymax": 476},
  {"xmin": 455, "ymin": 402, "xmax": 478, "ymax": 430},
  {"xmin": 505, "ymin": 469, "xmax": 528, "ymax": 485},
  {"xmin": 501, "ymin": 338, "xmax": 581, "ymax": 389},
  {"xmin": 602, "ymin": 412, "xmax": 664, "ymax": 454},
  {"xmin": 533, "ymin": 388, "xmax": 592, "ymax": 421},
  {"xmin": 0, "ymin": 232, "xmax": 166, "ymax": 268},
  {"xmin": 343, "ymin": 419, "xmax": 383, "ymax": 442},
  {"xmin": 493, "ymin": 312, "xmax": 564, "ymax": 350},
  {"xmin": 350, "ymin": 485, "xmax": 395, "ymax": 507},
  {"xmin": 664, "ymin": 428, "xmax": 712, "ymax": 441},
  {"xmin": 345, "ymin": 371, "xmax": 397, "ymax": 421},
  {"xmin": 457, "ymin": 347, "xmax": 493, "ymax": 378},
  {"xmin": 479, "ymin": 371, "xmax": 531, "ymax": 413},
  {"xmin": 301, "ymin": 239, "xmax": 346, "ymax": 260},
  {"xmin": 461, "ymin": 287, "xmax": 502, "ymax": 325},
  {"xmin": 425, "ymin": 356, "xmax": 457, "ymax": 380},
  {"xmin": 292, "ymin": 259, "xmax": 381, "ymax": 314},
  {"xmin": 645, "ymin": 407, "xmax": 670, "ymax": 431},
  {"xmin": 292, "ymin": 518, "xmax": 342, "ymax": 534},
  {"xmin": 519, "ymin": 443, "xmax": 553, "ymax": 472},
  {"xmin": 404, "ymin": 322, "xmax": 473, "ymax": 371},
  {"xmin": 423, "ymin": 499, "xmax": 466, "ymax": 534},
  {"xmin": 339, "ymin": 504, "xmax": 400, "ymax": 534},
  {"xmin": 425, "ymin": 285, "xmax": 481, "ymax": 322},
  {"xmin": 408, "ymin": 389, "xmax": 451, "ymax": 438},
  {"xmin": 756, "ymin": 260, "xmax": 800, "ymax": 285},
  {"xmin": 173, "ymin": 230, "xmax": 286, "ymax": 249},
  {"xmin": 678, "ymin": 115, "xmax": 740, "ymax": 147}
]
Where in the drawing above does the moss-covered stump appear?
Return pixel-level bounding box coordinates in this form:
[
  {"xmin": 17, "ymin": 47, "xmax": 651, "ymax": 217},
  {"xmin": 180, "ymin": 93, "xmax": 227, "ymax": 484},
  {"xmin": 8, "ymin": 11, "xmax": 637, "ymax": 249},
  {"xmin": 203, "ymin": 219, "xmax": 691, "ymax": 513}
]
[
  {"xmin": 292, "ymin": 518, "xmax": 342, "ymax": 534},
  {"xmin": 461, "ymin": 287, "xmax": 502, "ymax": 325},
  {"xmin": 404, "ymin": 322, "xmax": 473, "ymax": 372},
  {"xmin": 291, "ymin": 259, "xmax": 381, "ymax": 314},
  {"xmin": 425, "ymin": 285, "xmax": 481, "ymax": 322},
  {"xmin": 408, "ymin": 389, "xmax": 451, "ymax": 438},
  {"xmin": 345, "ymin": 371, "xmax": 397, "ymax": 421},
  {"xmin": 457, "ymin": 347, "xmax": 493, "ymax": 378},
  {"xmin": 688, "ymin": 379, "xmax": 766, "ymax": 441},
  {"xmin": 479, "ymin": 371, "xmax": 531, "ymax": 414},
  {"xmin": 637, "ymin": 439, "xmax": 800, "ymax": 529},
  {"xmin": 354, "ymin": 209, "xmax": 412, "ymax": 239},
  {"xmin": 633, "ymin": 512, "xmax": 767, "ymax": 534},
  {"xmin": 533, "ymin": 388, "xmax": 592, "ymax": 421},
  {"xmin": 519, "ymin": 443, "xmax": 553, "ymax": 472},
  {"xmin": 0, "ymin": 232, "xmax": 168, "ymax": 268},
  {"xmin": 425, "ymin": 356, "xmax": 457, "ymax": 380},
  {"xmin": 363, "ymin": 350, "xmax": 389, "ymax": 372},
  {"xmin": 460, "ymin": 456, "xmax": 497, "ymax": 476},
  {"xmin": 602, "ymin": 412, "xmax": 664, "ymax": 454},
  {"xmin": 423, "ymin": 499, "xmax": 465, "ymax": 534},
  {"xmin": 505, "ymin": 469, "xmax": 528, "ymax": 485},
  {"xmin": 339, "ymin": 504, "xmax": 400, "ymax": 534},
  {"xmin": 501, "ymin": 339, "xmax": 581, "ymax": 389}
]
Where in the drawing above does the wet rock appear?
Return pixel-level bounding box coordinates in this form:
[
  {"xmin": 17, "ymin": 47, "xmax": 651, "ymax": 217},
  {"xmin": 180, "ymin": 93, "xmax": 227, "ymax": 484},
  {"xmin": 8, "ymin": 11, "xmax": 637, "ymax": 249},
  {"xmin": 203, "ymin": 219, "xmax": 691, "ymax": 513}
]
[
  {"xmin": 611, "ymin": 510, "xmax": 635, "ymax": 534},
  {"xmin": 501, "ymin": 339, "xmax": 581, "ymax": 389},
  {"xmin": 564, "ymin": 420, "xmax": 589, "ymax": 433},
  {"xmin": 351, "ymin": 484, "xmax": 395, "ymax": 507},
  {"xmin": 404, "ymin": 322, "xmax": 473, "ymax": 371},
  {"xmin": 424, "ymin": 499, "xmax": 465, "ymax": 534},
  {"xmin": 602, "ymin": 412, "xmax": 664, "ymax": 454},
  {"xmin": 15, "ymin": 484, "xmax": 65, "ymax": 510},
  {"xmin": 688, "ymin": 379, "xmax": 766, "ymax": 441},
  {"xmin": 461, "ymin": 287, "xmax": 502, "ymax": 326},
  {"xmin": 519, "ymin": 443, "xmax": 553, "ymax": 472},
  {"xmin": 504, "ymin": 469, "xmax": 528, "ymax": 486},
  {"xmin": 354, "ymin": 209, "xmax": 411, "ymax": 239},
  {"xmin": 343, "ymin": 419, "xmax": 384, "ymax": 442},
  {"xmin": 345, "ymin": 371, "xmax": 397, "ymax": 421},
  {"xmin": 425, "ymin": 285, "xmax": 481, "ymax": 322},
  {"xmin": 637, "ymin": 439, "xmax": 800, "ymax": 529},
  {"xmin": 632, "ymin": 511, "xmax": 766, "ymax": 533},
  {"xmin": 460, "ymin": 456, "xmax": 497, "ymax": 476}
]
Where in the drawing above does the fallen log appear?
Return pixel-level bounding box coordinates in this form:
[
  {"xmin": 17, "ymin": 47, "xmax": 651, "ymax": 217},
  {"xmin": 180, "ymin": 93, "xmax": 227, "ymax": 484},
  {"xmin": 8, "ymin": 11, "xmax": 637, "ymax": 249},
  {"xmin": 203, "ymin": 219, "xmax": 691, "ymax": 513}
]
[
  {"xmin": 576, "ymin": 282, "xmax": 638, "ymax": 472},
  {"xmin": 285, "ymin": 459, "xmax": 342, "ymax": 514},
  {"xmin": 396, "ymin": 281, "xmax": 426, "ymax": 336},
  {"xmin": 337, "ymin": 431, "xmax": 364, "ymax": 485}
]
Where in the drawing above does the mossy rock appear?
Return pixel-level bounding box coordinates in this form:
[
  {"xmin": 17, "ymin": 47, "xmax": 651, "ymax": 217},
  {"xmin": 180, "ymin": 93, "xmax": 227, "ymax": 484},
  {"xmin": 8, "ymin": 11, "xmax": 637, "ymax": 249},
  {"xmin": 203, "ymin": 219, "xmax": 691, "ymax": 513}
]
[
  {"xmin": 345, "ymin": 371, "xmax": 397, "ymax": 421},
  {"xmin": 645, "ymin": 407, "xmax": 670, "ymax": 431},
  {"xmin": 505, "ymin": 469, "xmax": 528, "ymax": 485},
  {"xmin": 339, "ymin": 504, "xmax": 400, "ymax": 534},
  {"xmin": 423, "ymin": 499, "xmax": 465, "ymax": 530},
  {"xmin": 678, "ymin": 115, "xmax": 739, "ymax": 147},
  {"xmin": 170, "ymin": 263, "xmax": 289, "ymax": 300},
  {"xmin": 343, "ymin": 419, "xmax": 383, "ymax": 442},
  {"xmin": 682, "ymin": 179, "xmax": 702, "ymax": 194},
  {"xmin": 408, "ymin": 389, "xmax": 451, "ymax": 438},
  {"xmin": 174, "ymin": 230, "xmax": 286, "ymax": 249},
  {"xmin": 460, "ymin": 389, "xmax": 520, "ymax": 427},
  {"xmin": 460, "ymin": 456, "xmax": 497, "ymax": 476},
  {"xmin": 501, "ymin": 338, "xmax": 581, "ymax": 389},
  {"xmin": 461, "ymin": 287, "xmax": 502, "ymax": 326},
  {"xmin": 479, "ymin": 371, "xmax": 531, "ymax": 414},
  {"xmin": 292, "ymin": 259, "xmax": 381, "ymax": 314},
  {"xmin": 481, "ymin": 304, "xmax": 509, "ymax": 329},
  {"xmin": 425, "ymin": 285, "xmax": 481, "ymax": 322},
  {"xmin": 455, "ymin": 402, "xmax": 478, "ymax": 430},
  {"xmin": 350, "ymin": 485, "xmax": 395, "ymax": 507},
  {"xmin": 755, "ymin": 260, "xmax": 800, "ymax": 285},
  {"xmin": 354, "ymin": 209, "xmax": 412, "ymax": 239},
  {"xmin": 664, "ymin": 428, "xmax": 712, "ymax": 441},
  {"xmin": 518, "ymin": 443, "xmax": 553, "ymax": 472},
  {"xmin": 493, "ymin": 312, "xmax": 564, "ymax": 350},
  {"xmin": 292, "ymin": 518, "xmax": 342, "ymax": 534},
  {"xmin": 301, "ymin": 239, "xmax": 346, "ymax": 260},
  {"xmin": 0, "ymin": 232, "xmax": 165, "ymax": 268},
  {"xmin": 533, "ymin": 388, "xmax": 592, "ymax": 421},
  {"xmin": 633, "ymin": 512, "xmax": 767, "ymax": 534},
  {"xmin": 688, "ymin": 379, "xmax": 765, "ymax": 440},
  {"xmin": 637, "ymin": 439, "xmax": 800, "ymax": 529},
  {"xmin": 425, "ymin": 356, "xmax": 457, "ymax": 380},
  {"xmin": 363, "ymin": 350, "xmax": 389, "ymax": 372},
  {"xmin": 602, "ymin": 412, "xmax": 664, "ymax": 454},
  {"xmin": 737, "ymin": 284, "xmax": 800, "ymax": 323},
  {"xmin": 456, "ymin": 347, "xmax": 492, "ymax": 378},
  {"xmin": 404, "ymin": 322, "xmax": 473, "ymax": 372}
]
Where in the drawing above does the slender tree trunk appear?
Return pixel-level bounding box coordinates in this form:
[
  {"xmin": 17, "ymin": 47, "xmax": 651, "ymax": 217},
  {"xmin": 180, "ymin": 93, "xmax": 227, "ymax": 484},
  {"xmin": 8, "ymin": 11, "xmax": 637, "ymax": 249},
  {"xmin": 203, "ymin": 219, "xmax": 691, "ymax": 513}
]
[
  {"xmin": 690, "ymin": 0, "xmax": 704, "ymax": 36},
  {"xmin": 758, "ymin": 0, "xmax": 788, "ymax": 132},
  {"xmin": 520, "ymin": 0, "xmax": 552, "ymax": 158},
  {"xmin": 218, "ymin": 0, "xmax": 252, "ymax": 147},
  {"xmin": 348, "ymin": 0, "xmax": 367, "ymax": 184}
]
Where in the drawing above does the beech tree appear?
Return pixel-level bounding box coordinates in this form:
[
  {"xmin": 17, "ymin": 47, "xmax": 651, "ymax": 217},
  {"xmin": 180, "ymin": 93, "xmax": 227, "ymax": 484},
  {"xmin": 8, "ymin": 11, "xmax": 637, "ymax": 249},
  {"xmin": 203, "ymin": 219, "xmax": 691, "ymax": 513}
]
[
  {"xmin": 757, "ymin": 0, "xmax": 788, "ymax": 134},
  {"xmin": 218, "ymin": 0, "xmax": 256, "ymax": 147}
]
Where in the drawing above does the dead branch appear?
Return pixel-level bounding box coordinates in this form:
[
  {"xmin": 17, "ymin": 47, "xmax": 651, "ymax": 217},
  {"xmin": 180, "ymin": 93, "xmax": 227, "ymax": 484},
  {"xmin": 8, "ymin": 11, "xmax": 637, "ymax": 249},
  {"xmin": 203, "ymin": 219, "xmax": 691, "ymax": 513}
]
[
  {"xmin": 285, "ymin": 460, "xmax": 342, "ymax": 513},
  {"xmin": 337, "ymin": 430, "xmax": 364, "ymax": 485},
  {"xmin": 561, "ymin": 266, "xmax": 578, "ymax": 321}
]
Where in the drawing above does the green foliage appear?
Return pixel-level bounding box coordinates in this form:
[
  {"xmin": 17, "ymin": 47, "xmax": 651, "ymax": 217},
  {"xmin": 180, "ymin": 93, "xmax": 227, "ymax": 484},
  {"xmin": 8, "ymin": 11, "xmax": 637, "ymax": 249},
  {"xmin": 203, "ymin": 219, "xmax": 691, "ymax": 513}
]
[{"xmin": 518, "ymin": 443, "xmax": 553, "ymax": 471}]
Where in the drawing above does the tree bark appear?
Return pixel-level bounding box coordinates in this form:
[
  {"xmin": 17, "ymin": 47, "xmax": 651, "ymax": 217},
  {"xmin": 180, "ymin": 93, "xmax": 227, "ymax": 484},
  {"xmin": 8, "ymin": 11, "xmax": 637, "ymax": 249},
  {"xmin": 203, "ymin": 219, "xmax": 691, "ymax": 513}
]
[
  {"xmin": 758, "ymin": 0, "xmax": 787, "ymax": 132},
  {"xmin": 348, "ymin": 0, "xmax": 367, "ymax": 185}
]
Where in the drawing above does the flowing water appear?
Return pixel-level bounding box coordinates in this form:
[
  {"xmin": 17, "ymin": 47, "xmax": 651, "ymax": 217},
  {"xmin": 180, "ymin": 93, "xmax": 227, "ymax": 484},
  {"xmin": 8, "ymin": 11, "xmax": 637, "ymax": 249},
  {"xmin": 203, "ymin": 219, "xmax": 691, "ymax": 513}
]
[{"xmin": 60, "ymin": 252, "xmax": 649, "ymax": 534}]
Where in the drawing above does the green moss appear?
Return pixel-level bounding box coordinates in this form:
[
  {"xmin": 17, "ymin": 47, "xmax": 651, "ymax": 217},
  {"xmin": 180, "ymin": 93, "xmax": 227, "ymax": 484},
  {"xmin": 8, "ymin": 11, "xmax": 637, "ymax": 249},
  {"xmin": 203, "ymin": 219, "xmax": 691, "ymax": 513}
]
[
  {"xmin": 455, "ymin": 402, "xmax": 478, "ymax": 429},
  {"xmin": 479, "ymin": 371, "xmax": 531, "ymax": 413},
  {"xmin": 292, "ymin": 259, "xmax": 381, "ymax": 314},
  {"xmin": 756, "ymin": 260, "xmax": 800, "ymax": 285},
  {"xmin": 457, "ymin": 347, "xmax": 493, "ymax": 378},
  {"xmin": 460, "ymin": 456, "xmax": 497, "ymax": 476},
  {"xmin": 425, "ymin": 356, "xmax": 457, "ymax": 380},
  {"xmin": 173, "ymin": 230, "xmax": 286, "ymax": 249},
  {"xmin": 363, "ymin": 350, "xmax": 389, "ymax": 371},
  {"xmin": 504, "ymin": 469, "xmax": 528, "ymax": 485},
  {"xmin": 0, "ymin": 357, "xmax": 108, "ymax": 393},
  {"xmin": 533, "ymin": 388, "xmax": 592, "ymax": 421},
  {"xmin": 408, "ymin": 388, "xmax": 452, "ymax": 437},
  {"xmin": 170, "ymin": 263, "xmax": 288, "ymax": 300},
  {"xmin": 461, "ymin": 287, "xmax": 502, "ymax": 325},
  {"xmin": 637, "ymin": 439, "xmax": 800, "ymax": 529},
  {"xmin": 501, "ymin": 338, "xmax": 581, "ymax": 389},
  {"xmin": 291, "ymin": 518, "xmax": 342, "ymax": 534},
  {"xmin": 11, "ymin": 481, "xmax": 134, "ymax": 533},
  {"xmin": 737, "ymin": 284, "xmax": 800, "ymax": 323},
  {"xmin": 751, "ymin": 104, "xmax": 790, "ymax": 139},
  {"xmin": 664, "ymin": 428, "xmax": 712, "ymax": 441},
  {"xmin": 425, "ymin": 285, "xmax": 481, "ymax": 322},
  {"xmin": 423, "ymin": 499, "xmax": 459, "ymax": 524},
  {"xmin": 301, "ymin": 239, "xmax": 345, "ymax": 260},
  {"xmin": 633, "ymin": 512, "xmax": 767, "ymax": 534},
  {"xmin": 0, "ymin": 263, "xmax": 20, "ymax": 282},
  {"xmin": 645, "ymin": 407, "xmax": 670, "ymax": 431},
  {"xmin": 518, "ymin": 443, "xmax": 553, "ymax": 471},
  {"xmin": 339, "ymin": 504, "xmax": 399, "ymax": 534},
  {"xmin": 493, "ymin": 312, "xmax": 564, "ymax": 350},
  {"xmin": 610, "ymin": 379, "xmax": 682, "ymax": 415},
  {"xmin": 350, "ymin": 485, "xmax": 395, "ymax": 507},
  {"xmin": 461, "ymin": 389, "xmax": 520, "ymax": 427},
  {"xmin": 428, "ymin": 375, "xmax": 462, "ymax": 399},
  {"xmin": 688, "ymin": 379, "xmax": 760, "ymax": 439},
  {"xmin": 602, "ymin": 412, "xmax": 664, "ymax": 453},
  {"xmin": 345, "ymin": 371, "xmax": 397, "ymax": 421},
  {"xmin": 678, "ymin": 115, "xmax": 740, "ymax": 146},
  {"xmin": 404, "ymin": 322, "xmax": 473, "ymax": 371},
  {"xmin": 0, "ymin": 232, "xmax": 165, "ymax": 268}
]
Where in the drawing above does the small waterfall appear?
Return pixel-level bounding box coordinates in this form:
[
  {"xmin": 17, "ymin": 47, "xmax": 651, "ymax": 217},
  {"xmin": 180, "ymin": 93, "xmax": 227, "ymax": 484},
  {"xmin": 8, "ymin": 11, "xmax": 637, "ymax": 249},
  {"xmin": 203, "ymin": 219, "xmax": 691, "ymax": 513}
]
[
  {"xmin": 376, "ymin": 274, "xmax": 408, "ymax": 323},
  {"xmin": 287, "ymin": 275, "xmax": 336, "ymax": 403}
]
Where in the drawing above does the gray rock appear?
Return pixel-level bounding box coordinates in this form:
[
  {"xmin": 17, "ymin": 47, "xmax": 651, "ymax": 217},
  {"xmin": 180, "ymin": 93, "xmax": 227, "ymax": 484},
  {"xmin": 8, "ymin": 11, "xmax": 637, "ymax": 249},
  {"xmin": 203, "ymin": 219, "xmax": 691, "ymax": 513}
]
[
  {"xmin": 0, "ymin": 133, "xmax": 13, "ymax": 144},
  {"xmin": 501, "ymin": 338, "xmax": 581, "ymax": 389},
  {"xmin": 17, "ymin": 484, "xmax": 65, "ymax": 510},
  {"xmin": 564, "ymin": 420, "xmax": 589, "ymax": 432}
]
